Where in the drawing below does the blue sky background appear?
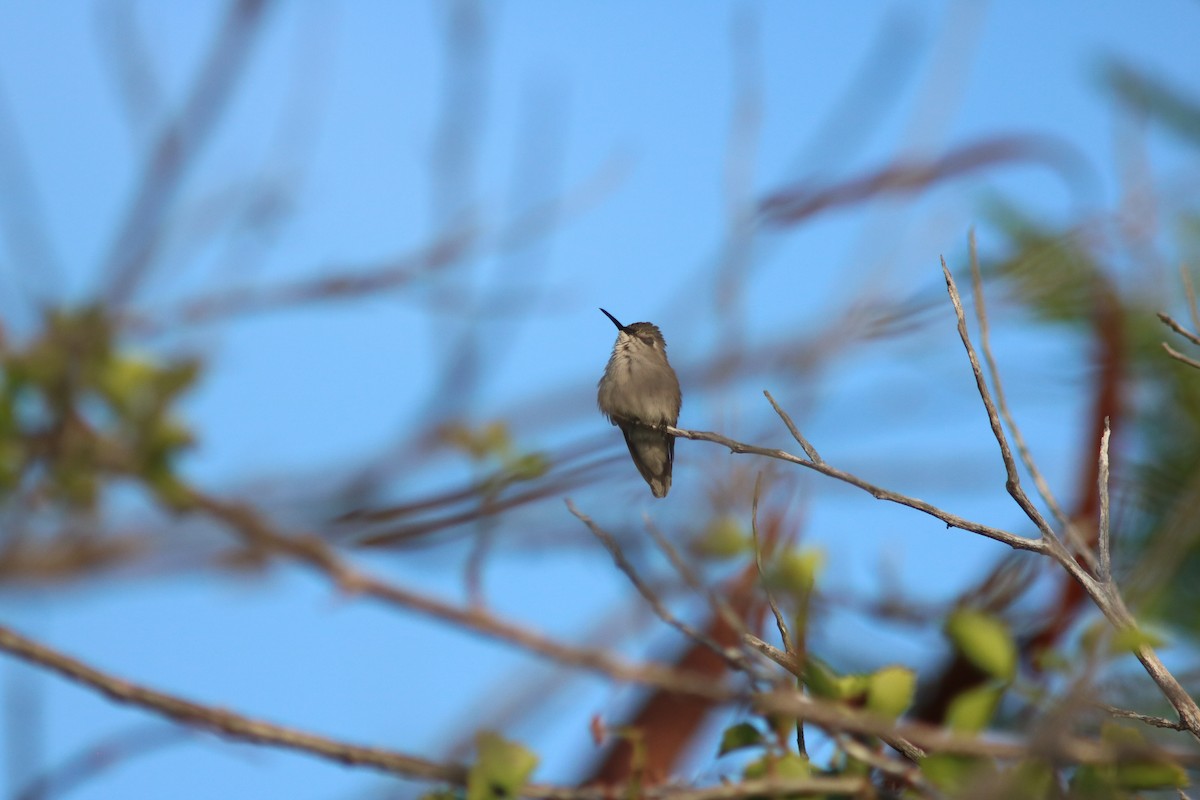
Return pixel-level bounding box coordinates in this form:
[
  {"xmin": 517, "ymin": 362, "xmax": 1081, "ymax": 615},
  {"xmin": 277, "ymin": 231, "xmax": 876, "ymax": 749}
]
[{"xmin": 0, "ymin": 2, "xmax": 1198, "ymax": 798}]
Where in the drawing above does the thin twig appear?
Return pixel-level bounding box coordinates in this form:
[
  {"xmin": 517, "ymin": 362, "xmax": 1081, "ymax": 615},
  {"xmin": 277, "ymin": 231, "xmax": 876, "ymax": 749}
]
[
  {"xmin": 1098, "ymin": 417, "xmax": 1112, "ymax": 582},
  {"xmin": 1163, "ymin": 341, "xmax": 1200, "ymax": 370},
  {"xmin": 666, "ymin": 424, "xmax": 1043, "ymax": 553},
  {"xmin": 640, "ymin": 514, "xmax": 755, "ymax": 669},
  {"xmin": 1158, "ymin": 311, "xmax": 1200, "ymax": 348},
  {"xmin": 967, "ymin": 233, "xmax": 1096, "ymax": 568},
  {"xmin": 941, "ymin": 257, "xmax": 1061, "ymax": 547},
  {"xmin": 750, "ymin": 473, "xmax": 794, "ymax": 655},
  {"xmin": 763, "ymin": 390, "xmax": 822, "ymax": 463},
  {"xmin": 743, "ymin": 634, "xmax": 802, "ymax": 675},
  {"xmin": 834, "ymin": 734, "xmax": 936, "ymax": 797},
  {"xmin": 1096, "ymin": 703, "xmax": 1186, "ymax": 732},
  {"xmin": 566, "ymin": 499, "xmax": 753, "ymax": 675}
]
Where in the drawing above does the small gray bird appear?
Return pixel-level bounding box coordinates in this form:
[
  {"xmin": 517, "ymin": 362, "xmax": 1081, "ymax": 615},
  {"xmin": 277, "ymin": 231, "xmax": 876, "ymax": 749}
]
[{"xmin": 597, "ymin": 308, "xmax": 682, "ymax": 498}]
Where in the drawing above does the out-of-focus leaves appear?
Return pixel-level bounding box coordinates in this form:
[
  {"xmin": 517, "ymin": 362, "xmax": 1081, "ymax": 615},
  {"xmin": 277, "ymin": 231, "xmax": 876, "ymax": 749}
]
[
  {"xmin": 0, "ymin": 306, "xmax": 199, "ymax": 513},
  {"xmin": 945, "ymin": 609, "xmax": 1017, "ymax": 682},
  {"xmin": 763, "ymin": 548, "xmax": 823, "ymax": 599},
  {"xmin": 944, "ymin": 683, "xmax": 1003, "ymax": 733},
  {"xmin": 742, "ymin": 752, "xmax": 810, "ymax": 781},
  {"xmin": 986, "ymin": 207, "xmax": 1103, "ymax": 325},
  {"xmin": 440, "ymin": 420, "xmax": 513, "ymax": 461},
  {"xmin": 865, "ymin": 665, "xmax": 916, "ymax": 719},
  {"xmin": 693, "ymin": 516, "xmax": 750, "ymax": 560},
  {"xmin": 801, "ymin": 659, "xmax": 915, "ymax": 718},
  {"xmin": 466, "ymin": 732, "xmax": 538, "ymax": 800},
  {"xmin": 1072, "ymin": 761, "xmax": 1189, "ymax": 794},
  {"xmin": 802, "ymin": 658, "xmax": 868, "ymax": 703},
  {"xmin": 920, "ymin": 754, "xmax": 992, "ymax": 795},
  {"xmin": 717, "ymin": 722, "xmax": 765, "ymax": 757},
  {"xmin": 1103, "ymin": 60, "xmax": 1200, "ymax": 145}
]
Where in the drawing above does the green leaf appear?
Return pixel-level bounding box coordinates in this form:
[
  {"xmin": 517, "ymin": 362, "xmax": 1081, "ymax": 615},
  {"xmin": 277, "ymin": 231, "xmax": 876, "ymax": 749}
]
[
  {"xmin": 865, "ymin": 665, "xmax": 916, "ymax": 719},
  {"xmin": 467, "ymin": 732, "xmax": 538, "ymax": 800},
  {"xmin": 742, "ymin": 753, "xmax": 810, "ymax": 780},
  {"xmin": 921, "ymin": 754, "xmax": 991, "ymax": 794},
  {"xmin": 504, "ymin": 452, "xmax": 548, "ymax": 481},
  {"xmin": 1003, "ymin": 761, "xmax": 1056, "ymax": 800},
  {"xmin": 717, "ymin": 722, "xmax": 764, "ymax": 756},
  {"xmin": 764, "ymin": 549, "xmax": 823, "ymax": 597},
  {"xmin": 1111, "ymin": 625, "xmax": 1166, "ymax": 653},
  {"xmin": 802, "ymin": 659, "xmax": 867, "ymax": 702},
  {"xmin": 440, "ymin": 421, "xmax": 513, "ymax": 461},
  {"xmin": 945, "ymin": 609, "xmax": 1016, "ymax": 682},
  {"xmin": 1073, "ymin": 760, "xmax": 1188, "ymax": 794},
  {"xmin": 692, "ymin": 516, "xmax": 749, "ymax": 560},
  {"xmin": 1111, "ymin": 761, "xmax": 1189, "ymax": 790},
  {"xmin": 945, "ymin": 683, "xmax": 1003, "ymax": 733}
]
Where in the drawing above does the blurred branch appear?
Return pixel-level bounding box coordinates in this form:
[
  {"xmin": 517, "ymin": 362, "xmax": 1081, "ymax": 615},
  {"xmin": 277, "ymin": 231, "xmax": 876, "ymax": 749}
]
[
  {"xmin": 0, "ymin": 622, "xmax": 471, "ymax": 783},
  {"xmin": 759, "ymin": 135, "xmax": 1087, "ymax": 227},
  {"xmin": 191, "ymin": 492, "xmax": 731, "ymax": 700},
  {"xmin": 14, "ymin": 725, "xmax": 193, "ymax": 800},
  {"xmin": 100, "ymin": 0, "xmax": 276, "ymax": 306},
  {"xmin": 124, "ymin": 150, "xmax": 628, "ymax": 336}
]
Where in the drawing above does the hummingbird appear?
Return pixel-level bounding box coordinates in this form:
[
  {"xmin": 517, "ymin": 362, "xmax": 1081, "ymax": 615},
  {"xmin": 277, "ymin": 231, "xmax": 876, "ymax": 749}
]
[{"xmin": 596, "ymin": 308, "xmax": 682, "ymax": 498}]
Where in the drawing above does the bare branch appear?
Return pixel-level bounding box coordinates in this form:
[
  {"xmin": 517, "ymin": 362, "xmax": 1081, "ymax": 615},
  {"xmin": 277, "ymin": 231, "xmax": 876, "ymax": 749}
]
[
  {"xmin": 1098, "ymin": 417, "xmax": 1112, "ymax": 582},
  {"xmin": 666, "ymin": 424, "xmax": 1043, "ymax": 553},
  {"xmin": 566, "ymin": 499, "xmax": 754, "ymax": 675},
  {"xmin": 763, "ymin": 390, "xmax": 822, "ymax": 463},
  {"xmin": 1096, "ymin": 703, "xmax": 1186, "ymax": 732},
  {"xmin": 1158, "ymin": 311, "xmax": 1200, "ymax": 348},
  {"xmin": 750, "ymin": 473, "xmax": 794, "ymax": 655},
  {"xmin": 1163, "ymin": 341, "xmax": 1200, "ymax": 370},
  {"xmin": 967, "ymin": 232, "xmax": 1096, "ymax": 568},
  {"xmin": 940, "ymin": 257, "xmax": 1061, "ymax": 546},
  {"xmin": 641, "ymin": 515, "xmax": 754, "ymax": 667}
]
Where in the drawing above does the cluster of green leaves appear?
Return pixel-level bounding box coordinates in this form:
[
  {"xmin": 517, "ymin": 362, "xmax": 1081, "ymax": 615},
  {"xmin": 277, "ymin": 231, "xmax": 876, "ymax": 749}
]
[{"xmin": 0, "ymin": 307, "xmax": 199, "ymax": 511}]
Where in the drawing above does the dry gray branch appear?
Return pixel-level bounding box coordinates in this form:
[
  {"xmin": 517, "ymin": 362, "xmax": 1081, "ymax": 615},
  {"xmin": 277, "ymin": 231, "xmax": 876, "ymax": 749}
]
[
  {"xmin": 566, "ymin": 499, "xmax": 755, "ymax": 676},
  {"xmin": 666, "ymin": 423, "xmax": 1043, "ymax": 553},
  {"xmin": 967, "ymin": 231, "xmax": 1096, "ymax": 566}
]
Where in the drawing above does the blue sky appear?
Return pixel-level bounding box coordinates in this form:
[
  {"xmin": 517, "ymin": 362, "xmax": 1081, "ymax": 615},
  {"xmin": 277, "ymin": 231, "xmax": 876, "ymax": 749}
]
[{"xmin": 1, "ymin": 2, "xmax": 1198, "ymax": 798}]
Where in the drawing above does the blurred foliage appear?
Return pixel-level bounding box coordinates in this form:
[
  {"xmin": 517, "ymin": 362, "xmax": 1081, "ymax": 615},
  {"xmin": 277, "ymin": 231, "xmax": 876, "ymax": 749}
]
[
  {"xmin": 465, "ymin": 732, "xmax": 538, "ymax": 800},
  {"xmin": 988, "ymin": 201, "xmax": 1200, "ymax": 635},
  {"xmin": 439, "ymin": 419, "xmax": 550, "ymax": 491},
  {"xmin": 0, "ymin": 307, "xmax": 198, "ymax": 513}
]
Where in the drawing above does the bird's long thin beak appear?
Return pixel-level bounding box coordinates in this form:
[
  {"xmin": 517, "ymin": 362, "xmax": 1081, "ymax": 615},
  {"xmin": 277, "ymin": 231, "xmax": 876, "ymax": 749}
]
[{"xmin": 599, "ymin": 308, "xmax": 626, "ymax": 331}]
